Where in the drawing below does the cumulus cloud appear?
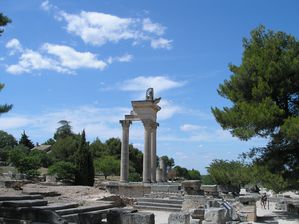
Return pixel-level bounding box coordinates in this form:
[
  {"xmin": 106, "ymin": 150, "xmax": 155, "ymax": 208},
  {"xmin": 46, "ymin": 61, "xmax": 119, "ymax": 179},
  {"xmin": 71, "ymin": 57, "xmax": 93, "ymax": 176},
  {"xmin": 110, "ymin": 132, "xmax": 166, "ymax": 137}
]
[
  {"xmin": 6, "ymin": 49, "xmax": 70, "ymax": 75},
  {"xmin": 120, "ymin": 76, "xmax": 185, "ymax": 94},
  {"xmin": 142, "ymin": 18, "xmax": 165, "ymax": 35},
  {"xmin": 42, "ymin": 43, "xmax": 107, "ymax": 70},
  {"xmin": 5, "ymin": 39, "xmax": 129, "ymax": 75},
  {"xmin": 40, "ymin": 1, "xmax": 172, "ymax": 49},
  {"xmin": 6, "ymin": 38, "xmax": 23, "ymax": 55},
  {"xmin": 107, "ymin": 54, "xmax": 133, "ymax": 64},
  {"xmin": 151, "ymin": 38, "xmax": 172, "ymax": 50}
]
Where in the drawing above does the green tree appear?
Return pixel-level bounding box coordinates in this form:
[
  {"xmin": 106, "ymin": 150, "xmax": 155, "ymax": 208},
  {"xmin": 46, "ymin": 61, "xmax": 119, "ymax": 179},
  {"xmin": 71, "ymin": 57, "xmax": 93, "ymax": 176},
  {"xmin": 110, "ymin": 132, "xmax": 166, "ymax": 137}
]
[
  {"xmin": 0, "ymin": 131, "xmax": 17, "ymax": 162},
  {"xmin": 54, "ymin": 120, "xmax": 73, "ymax": 140},
  {"xmin": 174, "ymin": 165, "xmax": 190, "ymax": 180},
  {"xmin": 161, "ymin": 155, "xmax": 175, "ymax": 168},
  {"xmin": 105, "ymin": 138, "xmax": 121, "ymax": 159},
  {"xmin": 207, "ymin": 159, "xmax": 249, "ymax": 188},
  {"xmin": 30, "ymin": 149, "xmax": 53, "ymax": 168},
  {"xmin": 0, "ymin": 130, "xmax": 17, "ymax": 148},
  {"xmin": 48, "ymin": 161, "xmax": 76, "ymax": 183},
  {"xmin": 90, "ymin": 138, "xmax": 108, "ymax": 158},
  {"xmin": 188, "ymin": 169, "xmax": 201, "ymax": 180},
  {"xmin": 129, "ymin": 144, "xmax": 143, "ymax": 175},
  {"xmin": 8, "ymin": 145, "xmax": 28, "ymax": 167},
  {"xmin": 94, "ymin": 156, "xmax": 120, "ymax": 179},
  {"xmin": 74, "ymin": 130, "xmax": 94, "ymax": 186},
  {"xmin": 201, "ymin": 175, "xmax": 216, "ymax": 185},
  {"xmin": 0, "ymin": 13, "xmax": 12, "ymax": 115},
  {"xmin": 50, "ymin": 135, "xmax": 78, "ymax": 163},
  {"xmin": 0, "ymin": 13, "xmax": 11, "ymax": 36},
  {"xmin": 19, "ymin": 131, "xmax": 35, "ymax": 150},
  {"xmin": 212, "ymin": 25, "xmax": 299, "ymax": 188}
]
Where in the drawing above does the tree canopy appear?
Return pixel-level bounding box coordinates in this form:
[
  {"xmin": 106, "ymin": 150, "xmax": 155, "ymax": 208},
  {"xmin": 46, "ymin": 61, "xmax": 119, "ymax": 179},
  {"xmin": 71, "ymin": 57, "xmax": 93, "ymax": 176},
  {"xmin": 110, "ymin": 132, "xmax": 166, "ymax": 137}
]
[
  {"xmin": 0, "ymin": 13, "xmax": 12, "ymax": 115},
  {"xmin": 212, "ymin": 26, "xmax": 299, "ymax": 188}
]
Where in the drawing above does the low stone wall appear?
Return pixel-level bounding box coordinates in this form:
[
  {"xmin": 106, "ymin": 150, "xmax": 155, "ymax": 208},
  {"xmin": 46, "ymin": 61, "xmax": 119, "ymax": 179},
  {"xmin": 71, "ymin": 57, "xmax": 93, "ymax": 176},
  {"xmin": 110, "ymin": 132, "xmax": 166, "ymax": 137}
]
[
  {"xmin": 105, "ymin": 182, "xmax": 181, "ymax": 198},
  {"xmin": 105, "ymin": 182, "xmax": 151, "ymax": 197},
  {"xmin": 151, "ymin": 183, "xmax": 181, "ymax": 194}
]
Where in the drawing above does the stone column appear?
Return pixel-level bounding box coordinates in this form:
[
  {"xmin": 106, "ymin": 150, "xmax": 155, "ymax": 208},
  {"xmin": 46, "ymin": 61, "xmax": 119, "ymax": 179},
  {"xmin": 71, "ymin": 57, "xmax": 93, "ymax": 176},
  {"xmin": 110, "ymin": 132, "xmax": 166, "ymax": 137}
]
[
  {"xmin": 120, "ymin": 120, "xmax": 131, "ymax": 182},
  {"xmin": 142, "ymin": 120, "xmax": 152, "ymax": 183},
  {"xmin": 159, "ymin": 158, "xmax": 167, "ymax": 182},
  {"xmin": 151, "ymin": 122, "xmax": 158, "ymax": 183},
  {"xmin": 156, "ymin": 168, "xmax": 162, "ymax": 182}
]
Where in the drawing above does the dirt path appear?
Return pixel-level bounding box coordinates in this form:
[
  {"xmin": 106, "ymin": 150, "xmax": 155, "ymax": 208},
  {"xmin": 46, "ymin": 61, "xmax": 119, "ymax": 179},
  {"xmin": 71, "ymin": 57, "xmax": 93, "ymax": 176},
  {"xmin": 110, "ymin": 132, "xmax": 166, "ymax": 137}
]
[{"xmin": 256, "ymin": 201, "xmax": 299, "ymax": 224}]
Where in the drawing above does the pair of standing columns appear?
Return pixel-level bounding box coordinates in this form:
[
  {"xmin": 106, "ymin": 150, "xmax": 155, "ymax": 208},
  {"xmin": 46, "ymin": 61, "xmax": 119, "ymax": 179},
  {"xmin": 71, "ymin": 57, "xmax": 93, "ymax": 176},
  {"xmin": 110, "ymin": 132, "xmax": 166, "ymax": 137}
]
[{"xmin": 120, "ymin": 119, "xmax": 158, "ymax": 183}]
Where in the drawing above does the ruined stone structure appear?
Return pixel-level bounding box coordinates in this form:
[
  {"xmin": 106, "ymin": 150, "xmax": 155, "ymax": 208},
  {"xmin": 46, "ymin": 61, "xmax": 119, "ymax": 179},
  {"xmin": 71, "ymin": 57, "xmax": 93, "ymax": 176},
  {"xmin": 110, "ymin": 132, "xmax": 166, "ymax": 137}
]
[{"xmin": 120, "ymin": 88, "xmax": 163, "ymax": 183}]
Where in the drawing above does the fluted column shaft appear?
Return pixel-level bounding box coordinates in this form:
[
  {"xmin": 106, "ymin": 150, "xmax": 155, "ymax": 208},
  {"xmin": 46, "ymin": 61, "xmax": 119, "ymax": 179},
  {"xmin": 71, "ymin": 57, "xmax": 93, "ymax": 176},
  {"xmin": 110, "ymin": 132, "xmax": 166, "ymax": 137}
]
[
  {"xmin": 142, "ymin": 120, "xmax": 152, "ymax": 183},
  {"xmin": 151, "ymin": 122, "xmax": 158, "ymax": 182},
  {"xmin": 120, "ymin": 120, "xmax": 131, "ymax": 182}
]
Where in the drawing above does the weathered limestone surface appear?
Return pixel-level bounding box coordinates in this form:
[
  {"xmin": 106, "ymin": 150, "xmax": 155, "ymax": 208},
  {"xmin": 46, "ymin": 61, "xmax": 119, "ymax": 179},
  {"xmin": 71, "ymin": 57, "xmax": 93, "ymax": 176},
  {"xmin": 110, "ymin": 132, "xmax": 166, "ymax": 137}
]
[
  {"xmin": 120, "ymin": 88, "xmax": 161, "ymax": 183},
  {"xmin": 168, "ymin": 212, "xmax": 190, "ymax": 224},
  {"xmin": 182, "ymin": 180, "xmax": 202, "ymax": 195},
  {"xmin": 182, "ymin": 195, "xmax": 206, "ymax": 211},
  {"xmin": 121, "ymin": 212, "xmax": 155, "ymax": 224},
  {"xmin": 203, "ymin": 207, "xmax": 227, "ymax": 224},
  {"xmin": 120, "ymin": 120, "xmax": 131, "ymax": 183},
  {"xmin": 0, "ymin": 206, "xmax": 67, "ymax": 224}
]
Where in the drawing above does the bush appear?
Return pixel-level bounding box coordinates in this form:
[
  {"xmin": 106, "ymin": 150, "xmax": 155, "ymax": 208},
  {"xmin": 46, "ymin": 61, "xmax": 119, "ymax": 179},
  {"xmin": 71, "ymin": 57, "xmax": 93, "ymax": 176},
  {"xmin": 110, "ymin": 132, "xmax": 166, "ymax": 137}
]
[
  {"xmin": 128, "ymin": 172, "xmax": 142, "ymax": 182},
  {"xmin": 48, "ymin": 161, "xmax": 76, "ymax": 183}
]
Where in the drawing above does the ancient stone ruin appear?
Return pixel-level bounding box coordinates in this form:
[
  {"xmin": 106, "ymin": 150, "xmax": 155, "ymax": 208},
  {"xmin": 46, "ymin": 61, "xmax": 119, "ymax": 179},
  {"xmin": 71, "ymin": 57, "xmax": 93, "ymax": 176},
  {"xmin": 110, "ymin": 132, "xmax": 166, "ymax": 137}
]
[{"xmin": 119, "ymin": 88, "xmax": 167, "ymax": 183}]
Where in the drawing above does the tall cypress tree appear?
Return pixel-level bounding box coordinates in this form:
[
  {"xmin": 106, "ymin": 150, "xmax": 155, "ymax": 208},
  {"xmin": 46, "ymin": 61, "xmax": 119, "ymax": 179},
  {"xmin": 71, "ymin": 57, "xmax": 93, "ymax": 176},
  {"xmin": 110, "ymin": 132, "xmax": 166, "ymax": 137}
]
[
  {"xmin": 19, "ymin": 131, "xmax": 35, "ymax": 150},
  {"xmin": 75, "ymin": 130, "xmax": 94, "ymax": 186}
]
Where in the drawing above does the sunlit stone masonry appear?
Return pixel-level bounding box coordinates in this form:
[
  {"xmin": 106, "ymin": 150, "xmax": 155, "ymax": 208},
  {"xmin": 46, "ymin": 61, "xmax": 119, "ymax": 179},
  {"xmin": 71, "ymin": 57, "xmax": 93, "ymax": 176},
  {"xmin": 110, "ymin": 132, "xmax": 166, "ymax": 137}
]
[{"xmin": 119, "ymin": 88, "xmax": 161, "ymax": 183}]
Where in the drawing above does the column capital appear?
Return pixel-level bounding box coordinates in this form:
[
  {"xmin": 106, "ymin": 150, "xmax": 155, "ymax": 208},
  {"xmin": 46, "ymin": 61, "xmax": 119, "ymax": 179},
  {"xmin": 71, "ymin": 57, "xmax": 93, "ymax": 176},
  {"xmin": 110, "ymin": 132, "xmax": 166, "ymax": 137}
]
[
  {"xmin": 142, "ymin": 119, "xmax": 153, "ymax": 129},
  {"xmin": 151, "ymin": 122, "xmax": 159, "ymax": 130},
  {"xmin": 120, "ymin": 120, "xmax": 132, "ymax": 128}
]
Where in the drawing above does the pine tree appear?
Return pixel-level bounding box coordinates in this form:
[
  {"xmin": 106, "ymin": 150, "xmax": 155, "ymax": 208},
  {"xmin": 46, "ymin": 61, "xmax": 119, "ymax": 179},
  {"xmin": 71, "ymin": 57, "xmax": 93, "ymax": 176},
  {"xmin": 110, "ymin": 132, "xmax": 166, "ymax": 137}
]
[
  {"xmin": 75, "ymin": 130, "xmax": 94, "ymax": 186},
  {"xmin": 0, "ymin": 13, "xmax": 12, "ymax": 115},
  {"xmin": 19, "ymin": 131, "xmax": 35, "ymax": 150}
]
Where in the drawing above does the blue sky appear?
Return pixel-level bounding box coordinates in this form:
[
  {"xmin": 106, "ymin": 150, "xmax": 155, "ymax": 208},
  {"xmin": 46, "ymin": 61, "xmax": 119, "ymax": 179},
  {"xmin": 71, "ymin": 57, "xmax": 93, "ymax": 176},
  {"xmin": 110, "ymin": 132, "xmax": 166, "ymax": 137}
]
[{"xmin": 1, "ymin": 0, "xmax": 299, "ymax": 174}]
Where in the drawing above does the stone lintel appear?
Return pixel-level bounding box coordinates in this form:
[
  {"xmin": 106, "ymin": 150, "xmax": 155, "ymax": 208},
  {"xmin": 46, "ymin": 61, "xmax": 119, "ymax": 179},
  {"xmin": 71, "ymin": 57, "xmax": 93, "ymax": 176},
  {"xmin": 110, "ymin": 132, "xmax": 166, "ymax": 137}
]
[{"xmin": 124, "ymin": 114, "xmax": 140, "ymax": 121}]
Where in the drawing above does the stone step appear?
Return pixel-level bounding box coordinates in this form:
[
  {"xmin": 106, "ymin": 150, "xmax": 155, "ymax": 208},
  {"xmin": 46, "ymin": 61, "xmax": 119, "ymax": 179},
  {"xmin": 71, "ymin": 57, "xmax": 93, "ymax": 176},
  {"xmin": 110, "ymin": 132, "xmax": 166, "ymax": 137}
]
[
  {"xmin": 136, "ymin": 197, "xmax": 183, "ymax": 204},
  {"xmin": 0, "ymin": 194, "xmax": 43, "ymax": 201},
  {"xmin": 33, "ymin": 202, "xmax": 79, "ymax": 211},
  {"xmin": 0, "ymin": 199, "xmax": 48, "ymax": 207},
  {"xmin": 56, "ymin": 202, "xmax": 116, "ymax": 216},
  {"xmin": 61, "ymin": 208, "xmax": 112, "ymax": 223},
  {"xmin": 134, "ymin": 204, "xmax": 181, "ymax": 212},
  {"xmin": 137, "ymin": 201, "xmax": 182, "ymax": 208}
]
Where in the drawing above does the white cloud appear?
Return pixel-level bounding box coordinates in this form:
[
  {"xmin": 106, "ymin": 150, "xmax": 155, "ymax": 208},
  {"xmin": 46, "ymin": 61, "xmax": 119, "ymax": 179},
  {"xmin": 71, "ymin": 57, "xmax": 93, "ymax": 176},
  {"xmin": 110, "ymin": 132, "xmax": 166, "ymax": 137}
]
[
  {"xmin": 6, "ymin": 49, "xmax": 70, "ymax": 75},
  {"xmin": 142, "ymin": 18, "xmax": 165, "ymax": 35},
  {"xmin": 42, "ymin": 43, "xmax": 107, "ymax": 70},
  {"xmin": 158, "ymin": 99, "xmax": 182, "ymax": 120},
  {"xmin": 40, "ymin": 0, "xmax": 51, "ymax": 11},
  {"xmin": 6, "ymin": 40, "xmax": 130, "ymax": 75},
  {"xmin": 151, "ymin": 38, "xmax": 172, "ymax": 50},
  {"xmin": 120, "ymin": 76, "xmax": 185, "ymax": 94},
  {"xmin": 107, "ymin": 54, "xmax": 133, "ymax": 64},
  {"xmin": 6, "ymin": 38, "xmax": 23, "ymax": 55},
  {"xmin": 180, "ymin": 124, "xmax": 206, "ymax": 132},
  {"xmin": 44, "ymin": 4, "xmax": 172, "ymax": 49}
]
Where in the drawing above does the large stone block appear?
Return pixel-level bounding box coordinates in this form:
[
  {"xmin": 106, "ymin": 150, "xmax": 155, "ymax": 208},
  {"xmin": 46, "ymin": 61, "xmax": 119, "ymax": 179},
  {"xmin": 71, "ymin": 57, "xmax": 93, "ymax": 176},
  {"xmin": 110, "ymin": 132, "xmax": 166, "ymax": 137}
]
[
  {"xmin": 182, "ymin": 180, "xmax": 202, "ymax": 195},
  {"xmin": 168, "ymin": 212, "xmax": 190, "ymax": 224},
  {"xmin": 121, "ymin": 212, "xmax": 155, "ymax": 224},
  {"xmin": 204, "ymin": 208, "xmax": 227, "ymax": 224},
  {"xmin": 182, "ymin": 195, "xmax": 206, "ymax": 211},
  {"xmin": 190, "ymin": 208, "xmax": 205, "ymax": 219}
]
